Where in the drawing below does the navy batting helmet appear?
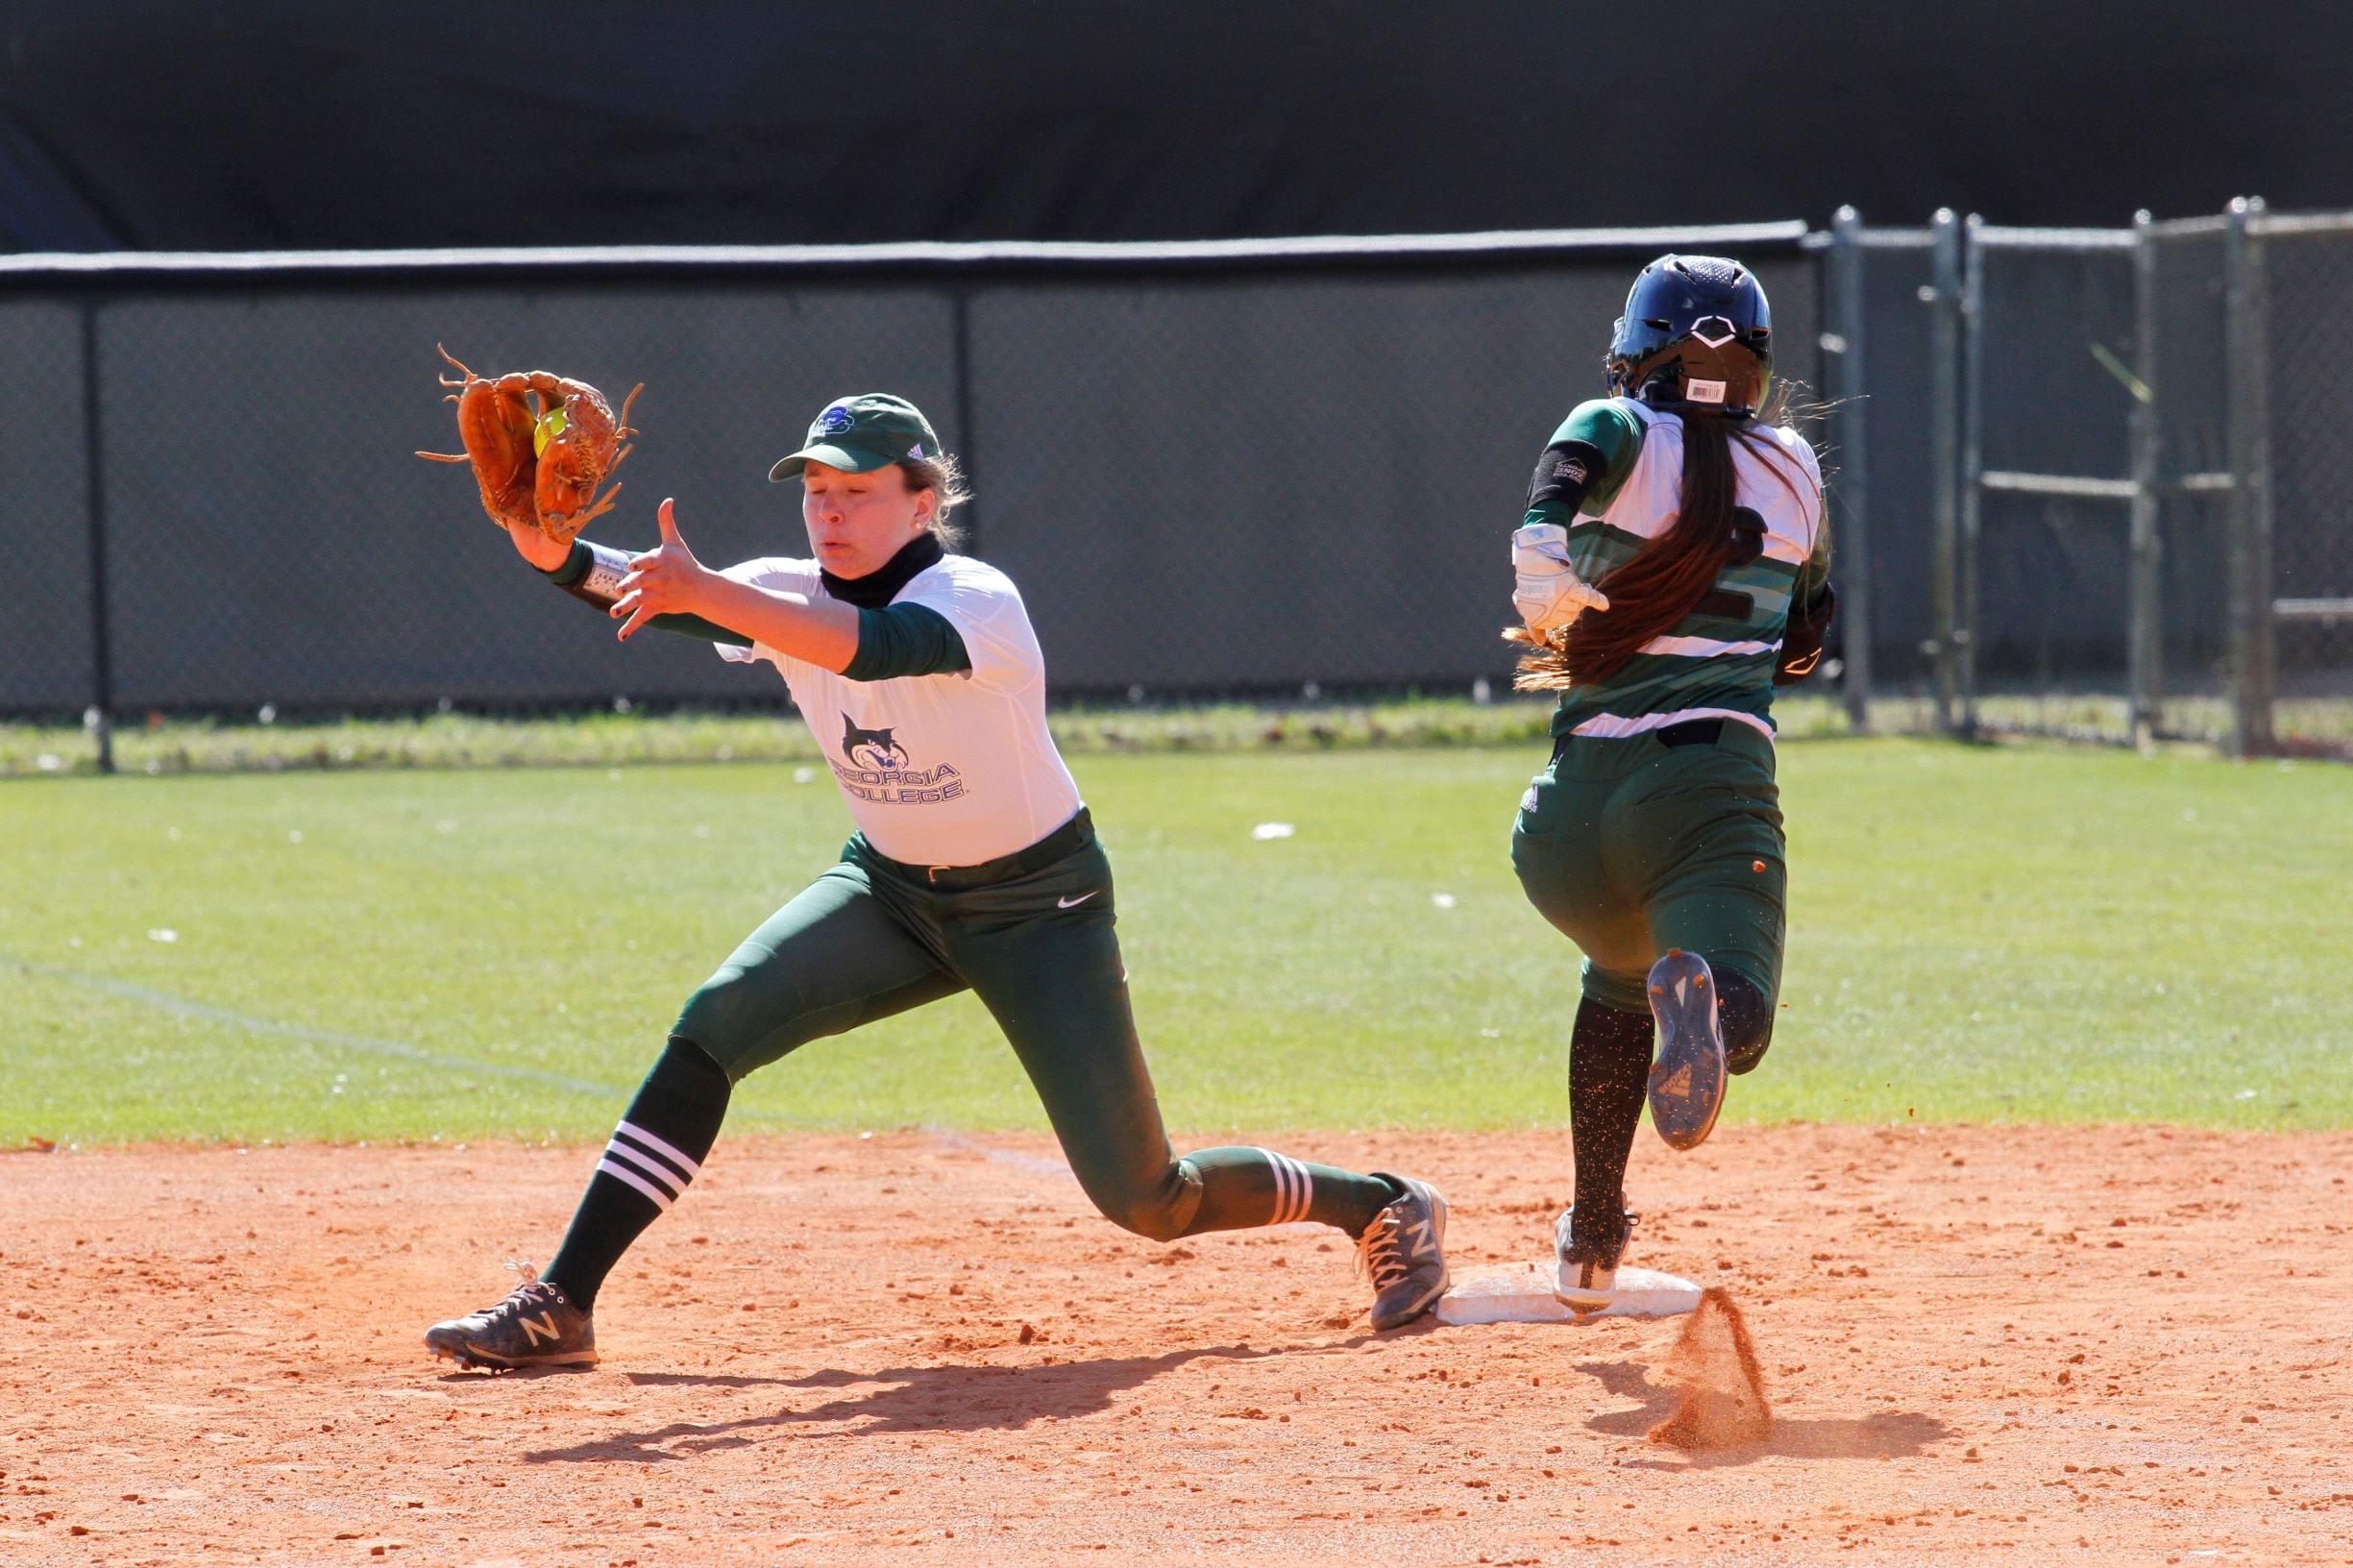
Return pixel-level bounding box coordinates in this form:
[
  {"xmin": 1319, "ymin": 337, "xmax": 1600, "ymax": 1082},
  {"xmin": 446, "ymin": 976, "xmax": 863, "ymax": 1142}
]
[{"xmin": 1605, "ymin": 255, "xmax": 1773, "ymax": 418}]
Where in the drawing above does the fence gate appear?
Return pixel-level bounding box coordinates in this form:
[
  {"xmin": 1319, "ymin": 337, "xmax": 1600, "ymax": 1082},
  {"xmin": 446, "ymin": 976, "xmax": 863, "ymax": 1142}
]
[
  {"xmin": 1927, "ymin": 217, "xmax": 2157, "ymax": 742},
  {"xmin": 2245, "ymin": 204, "xmax": 2353, "ymax": 756},
  {"xmin": 1884, "ymin": 198, "xmax": 2343, "ymax": 757}
]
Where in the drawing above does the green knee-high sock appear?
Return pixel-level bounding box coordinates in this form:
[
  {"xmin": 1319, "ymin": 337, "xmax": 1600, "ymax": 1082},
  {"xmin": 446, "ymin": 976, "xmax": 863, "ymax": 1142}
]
[
  {"xmin": 543, "ymin": 1036, "xmax": 731, "ymax": 1313},
  {"xmin": 1176, "ymin": 1146, "xmax": 1402, "ymax": 1238}
]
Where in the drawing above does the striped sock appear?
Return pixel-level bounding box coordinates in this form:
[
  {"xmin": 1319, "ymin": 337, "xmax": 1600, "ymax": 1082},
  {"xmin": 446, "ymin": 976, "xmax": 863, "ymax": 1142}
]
[
  {"xmin": 594, "ymin": 1119, "xmax": 703, "ymax": 1212},
  {"xmin": 1175, "ymin": 1146, "xmax": 1401, "ymax": 1237},
  {"xmin": 1258, "ymin": 1148, "xmax": 1318, "ymax": 1226},
  {"xmin": 543, "ymin": 1036, "xmax": 730, "ymax": 1312}
]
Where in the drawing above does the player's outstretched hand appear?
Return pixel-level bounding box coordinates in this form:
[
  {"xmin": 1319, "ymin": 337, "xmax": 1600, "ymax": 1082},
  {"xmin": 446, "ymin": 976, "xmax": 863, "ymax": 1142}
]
[{"xmin": 613, "ymin": 498, "xmax": 712, "ymax": 641}]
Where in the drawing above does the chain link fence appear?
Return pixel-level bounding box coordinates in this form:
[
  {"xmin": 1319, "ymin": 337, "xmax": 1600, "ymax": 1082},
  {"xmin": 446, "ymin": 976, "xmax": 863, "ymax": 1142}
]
[
  {"xmin": 2254, "ymin": 210, "xmax": 2353, "ymax": 754},
  {"xmin": 0, "ymin": 231, "xmax": 1818, "ymax": 756},
  {"xmin": 1, "ymin": 207, "xmax": 2344, "ymax": 768},
  {"xmin": 1823, "ymin": 200, "xmax": 2352, "ymax": 758}
]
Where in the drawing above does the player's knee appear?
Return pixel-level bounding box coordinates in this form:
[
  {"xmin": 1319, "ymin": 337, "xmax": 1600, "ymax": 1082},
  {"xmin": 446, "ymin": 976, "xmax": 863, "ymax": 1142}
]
[
  {"xmin": 1097, "ymin": 1190, "xmax": 1190, "ymax": 1244},
  {"xmin": 1091, "ymin": 1164, "xmax": 1202, "ymax": 1243},
  {"xmin": 672, "ymin": 975, "xmax": 742, "ymax": 1051},
  {"xmin": 672, "ymin": 968, "xmax": 778, "ymax": 1078},
  {"xmin": 1715, "ymin": 969, "xmax": 1775, "ymax": 1075},
  {"xmin": 659, "ymin": 1032, "xmax": 736, "ymax": 1094},
  {"xmin": 1106, "ymin": 1199, "xmax": 1189, "ymax": 1244},
  {"xmin": 1726, "ymin": 1027, "xmax": 1773, "ymax": 1075}
]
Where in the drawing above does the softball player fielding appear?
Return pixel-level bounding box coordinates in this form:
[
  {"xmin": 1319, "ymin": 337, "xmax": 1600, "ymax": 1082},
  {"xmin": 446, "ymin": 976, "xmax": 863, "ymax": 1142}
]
[
  {"xmin": 425, "ymin": 393, "xmax": 1449, "ymax": 1369},
  {"xmin": 1505, "ymin": 255, "xmax": 1832, "ymax": 1310}
]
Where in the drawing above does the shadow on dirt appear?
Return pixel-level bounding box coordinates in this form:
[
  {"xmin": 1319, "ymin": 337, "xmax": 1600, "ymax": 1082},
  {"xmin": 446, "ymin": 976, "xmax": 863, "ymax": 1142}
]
[
  {"xmin": 1577, "ymin": 1360, "xmax": 1955, "ymax": 1470},
  {"xmin": 624, "ymin": 1370, "xmax": 806, "ymax": 1389},
  {"xmin": 526, "ymin": 1339, "xmax": 1374, "ymax": 1464}
]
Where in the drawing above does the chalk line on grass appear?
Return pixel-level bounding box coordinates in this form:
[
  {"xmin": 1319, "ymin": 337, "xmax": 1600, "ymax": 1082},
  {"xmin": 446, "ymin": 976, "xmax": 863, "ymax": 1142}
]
[
  {"xmin": 919, "ymin": 1125, "xmax": 1079, "ymax": 1182},
  {"xmin": 7, "ymin": 960, "xmax": 1358, "ymax": 1174},
  {"xmin": 3, "ymin": 955, "xmax": 620, "ymax": 1096}
]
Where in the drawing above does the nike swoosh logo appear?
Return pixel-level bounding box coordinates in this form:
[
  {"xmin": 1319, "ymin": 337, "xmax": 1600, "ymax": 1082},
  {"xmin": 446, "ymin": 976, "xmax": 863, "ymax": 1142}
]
[{"xmin": 1056, "ymin": 892, "xmax": 1100, "ymax": 909}]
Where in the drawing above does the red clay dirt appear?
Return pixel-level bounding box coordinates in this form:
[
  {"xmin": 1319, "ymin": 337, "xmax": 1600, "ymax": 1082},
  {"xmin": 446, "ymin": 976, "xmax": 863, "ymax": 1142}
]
[{"xmin": 6, "ymin": 1123, "xmax": 2352, "ymax": 1566}]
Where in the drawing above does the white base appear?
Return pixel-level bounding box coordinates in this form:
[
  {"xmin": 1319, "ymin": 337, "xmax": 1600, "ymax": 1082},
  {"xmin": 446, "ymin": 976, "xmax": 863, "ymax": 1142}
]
[{"xmin": 1434, "ymin": 1261, "xmax": 1703, "ymax": 1326}]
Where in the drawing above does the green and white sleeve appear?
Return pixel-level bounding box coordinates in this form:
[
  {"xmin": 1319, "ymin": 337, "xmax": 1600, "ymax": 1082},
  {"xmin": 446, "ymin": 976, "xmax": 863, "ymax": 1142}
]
[{"xmin": 1524, "ymin": 400, "xmax": 1647, "ymax": 578}]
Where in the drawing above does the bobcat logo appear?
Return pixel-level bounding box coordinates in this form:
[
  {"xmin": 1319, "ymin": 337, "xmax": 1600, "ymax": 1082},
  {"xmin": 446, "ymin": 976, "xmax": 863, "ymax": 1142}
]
[
  {"xmin": 829, "ymin": 712, "xmax": 965, "ymax": 805},
  {"xmin": 841, "ymin": 714, "xmax": 909, "ymax": 772}
]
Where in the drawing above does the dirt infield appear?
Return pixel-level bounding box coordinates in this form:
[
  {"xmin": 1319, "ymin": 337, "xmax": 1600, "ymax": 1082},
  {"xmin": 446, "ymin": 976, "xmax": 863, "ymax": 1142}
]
[{"xmin": 8, "ymin": 1124, "xmax": 2352, "ymax": 1566}]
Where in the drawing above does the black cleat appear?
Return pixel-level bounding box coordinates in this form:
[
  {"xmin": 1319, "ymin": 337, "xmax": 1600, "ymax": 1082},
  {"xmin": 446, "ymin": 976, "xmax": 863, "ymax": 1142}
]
[
  {"xmin": 1646, "ymin": 949, "xmax": 1728, "ymax": 1150},
  {"xmin": 1357, "ymin": 1174, "xmax": 1450, "ymax": 1330},
  {"xmin": 1554, "ymin": 1205, "xmax": 1639, "ymax": 1311},
  {"xmin": 425, "ymin": 1263, "xmax": 598, "ymax": 1371}
]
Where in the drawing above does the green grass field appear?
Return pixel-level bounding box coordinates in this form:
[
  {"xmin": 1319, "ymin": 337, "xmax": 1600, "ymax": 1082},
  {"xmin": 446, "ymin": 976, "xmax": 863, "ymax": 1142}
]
[
  {"xmin": 10, "ymin": 692, "xmax": 2347, "ymax": 778},
  {"xmin": 4, "ymin": 737, "xmax": 2346, "ymax": 1144}
]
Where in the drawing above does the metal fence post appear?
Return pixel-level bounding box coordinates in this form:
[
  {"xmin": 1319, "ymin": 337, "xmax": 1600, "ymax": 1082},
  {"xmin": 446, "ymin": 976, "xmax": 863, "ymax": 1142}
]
[
  {"xmin": 1928, "ymin": 208, "xmax": 1963, "ymax": 736},
  {"xmin": 949, "ymin": 286, "xmax": 983, "ymax": 558},
  {"xmin": 2224, "ymin": 197, "xmax": 2276, "ymax": 756},
  {"xmin": 1826, "ymin": 207, "xmax": 1873, "ymax": 731},
  {"xmin": 2126, "ymin": 209, "xmax": 2163, "ymax": 742},
  {"xmin": 1956, "ymin": 213, "xmax": 1986, "ymax": 738},
  {"xmin": 78, "ymin": 301, "xmax": 116, "ymax": 774}
]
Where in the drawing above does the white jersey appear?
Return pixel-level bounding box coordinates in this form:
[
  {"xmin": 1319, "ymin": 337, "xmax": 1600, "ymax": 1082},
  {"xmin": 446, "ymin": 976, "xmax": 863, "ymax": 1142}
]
[
  {"xmin": 715, "ymin": 552, "xmax": 1084, "ymax": 868},
  {"xmin": 1598, "ymin": 400, "xmax": 1825, "ymax": 571}
]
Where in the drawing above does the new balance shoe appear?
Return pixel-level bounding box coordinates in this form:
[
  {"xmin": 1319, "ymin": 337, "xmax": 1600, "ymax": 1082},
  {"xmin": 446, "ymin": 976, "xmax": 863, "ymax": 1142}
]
[
  {"xmin": 1554, "ymin": 1205, "xmax": 1638, "ymax": 1311},
  {"xmin": 425, "ymin": 1262, "xmax": 598, "ymax": 1371},
  {"xmin": 1357, "ymin": 1174, "xmax": 1450, "ymax": 1330},
  {"xmin": 1646, "ymin": 949, "xmax": 1728, "ymax": 1150}
]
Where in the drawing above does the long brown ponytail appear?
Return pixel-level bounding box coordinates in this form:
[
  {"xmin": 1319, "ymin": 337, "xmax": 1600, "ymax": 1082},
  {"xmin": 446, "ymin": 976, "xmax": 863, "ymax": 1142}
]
[{"xmin": 1508, "ymin": 398, "xmax": 1813, "ymax": 691}]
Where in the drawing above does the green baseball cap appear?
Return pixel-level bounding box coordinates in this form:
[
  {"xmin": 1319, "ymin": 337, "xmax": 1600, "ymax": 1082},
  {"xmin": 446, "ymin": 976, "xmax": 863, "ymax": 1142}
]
[{"xmin": 768, "ymin": 393, "xmax": 942, "ymax": 481}]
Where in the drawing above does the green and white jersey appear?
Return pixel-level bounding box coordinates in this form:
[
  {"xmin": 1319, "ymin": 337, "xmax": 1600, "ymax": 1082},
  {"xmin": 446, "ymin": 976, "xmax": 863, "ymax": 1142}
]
[{"xmin": 1531, "ymin": 397, "xmax": 1827, "ymax": 743}]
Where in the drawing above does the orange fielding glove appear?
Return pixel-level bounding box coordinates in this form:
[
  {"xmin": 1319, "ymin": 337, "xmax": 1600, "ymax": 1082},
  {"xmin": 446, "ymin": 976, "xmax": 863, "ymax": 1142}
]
[{"xmin": 417, "ymin": 344, "xmax": 642, "ymax": 545}]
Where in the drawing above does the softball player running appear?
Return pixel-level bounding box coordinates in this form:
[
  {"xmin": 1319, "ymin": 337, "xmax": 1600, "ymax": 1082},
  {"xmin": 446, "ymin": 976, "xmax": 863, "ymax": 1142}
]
[
  {"xmin": 425, "ymin": 393, "xmax": 1448, "ymax": 1368},
  {"xmin": 1504, "ymin": 256, "xmax": 1831, "ymax": 1309}
]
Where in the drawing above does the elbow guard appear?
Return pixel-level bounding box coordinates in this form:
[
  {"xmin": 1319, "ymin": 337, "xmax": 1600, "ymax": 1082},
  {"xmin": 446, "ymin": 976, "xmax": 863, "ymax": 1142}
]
[
  {"xmin": 1775, "ymin": 582, "xmax": 1836, "ymax": 686},
  {"xmin": 1528, "ymin": 439, "xmax": 1608, "ymax": 514}
]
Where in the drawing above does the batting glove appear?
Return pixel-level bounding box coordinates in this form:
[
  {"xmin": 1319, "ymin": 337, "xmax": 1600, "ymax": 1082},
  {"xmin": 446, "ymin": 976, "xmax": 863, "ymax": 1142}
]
[{"xmin": 1511, "ymin": 524, "xmax": 1609, "ymax": 636}]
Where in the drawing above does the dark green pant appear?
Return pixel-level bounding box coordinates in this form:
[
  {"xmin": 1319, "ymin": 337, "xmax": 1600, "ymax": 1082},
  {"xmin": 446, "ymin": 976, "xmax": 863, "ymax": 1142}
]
[
  {"xmin": 673, "ymin": 828, "xmax": 1392, "ymax": 1241},
  {"xmin": 1510, "ymin": 723, "xmax": 1787, "ymax": 1052}
]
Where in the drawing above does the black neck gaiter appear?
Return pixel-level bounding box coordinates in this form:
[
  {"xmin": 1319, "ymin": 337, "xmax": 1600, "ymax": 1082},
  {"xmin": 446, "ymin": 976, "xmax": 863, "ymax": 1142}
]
[{"xmin": 821, "ymin": 531, "xmax": 944, "ymax": 609}]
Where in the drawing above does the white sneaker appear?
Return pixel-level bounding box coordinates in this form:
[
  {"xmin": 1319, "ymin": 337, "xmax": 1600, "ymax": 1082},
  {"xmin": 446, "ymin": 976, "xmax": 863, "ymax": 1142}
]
[{"xmin": 1553, "ymin": 1206, "xmax": 1637, "ymax": 1310}]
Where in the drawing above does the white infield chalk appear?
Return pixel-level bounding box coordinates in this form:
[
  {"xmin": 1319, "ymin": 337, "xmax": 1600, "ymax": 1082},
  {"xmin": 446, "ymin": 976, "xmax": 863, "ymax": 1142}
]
[{"xmin": 1434, "ymin": 1261, "xmax": 1703, "ymax": 1326}]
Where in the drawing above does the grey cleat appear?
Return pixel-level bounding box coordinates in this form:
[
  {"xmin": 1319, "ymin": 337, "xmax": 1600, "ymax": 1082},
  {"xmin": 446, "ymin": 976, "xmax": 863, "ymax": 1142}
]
[
  {"xmin": 1357, "ymin": 1174, "xmax": 1450, "ymax": 1330},
  {"xmin": 1554, "ymin": 1205, "xmax": 1638, "ymax": 1311},
  {"xmin": 425, "ymin": 1262, "xmax": 598, "ymax": 1371},
  {"xmin": 1646, "ymin": 949, "xmax": 1728, "ymax": 1151}
]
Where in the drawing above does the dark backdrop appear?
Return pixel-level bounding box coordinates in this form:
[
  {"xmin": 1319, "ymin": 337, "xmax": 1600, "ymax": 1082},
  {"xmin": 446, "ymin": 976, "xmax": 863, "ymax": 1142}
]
[
  {"xmin": 0, "ymin": 243, "xmax": 1823, "ymax": 715},
  {"xmin": 0, "ymin": 1, "xmax": 2345, "ymax": 253}
]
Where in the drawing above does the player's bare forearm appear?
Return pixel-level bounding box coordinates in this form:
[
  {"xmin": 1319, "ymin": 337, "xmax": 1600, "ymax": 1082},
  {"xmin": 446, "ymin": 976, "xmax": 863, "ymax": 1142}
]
[
  {"xmin": 688, "ymin": 575, "xmax": 861, "ymax": 672},
  {"xmin": 608, "ymin": 497, "xmax": 857, "ymax": 671}
]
